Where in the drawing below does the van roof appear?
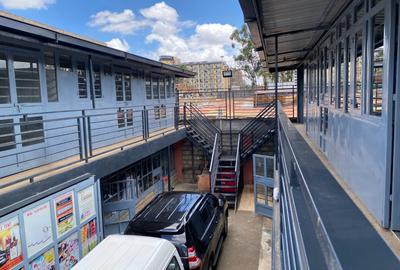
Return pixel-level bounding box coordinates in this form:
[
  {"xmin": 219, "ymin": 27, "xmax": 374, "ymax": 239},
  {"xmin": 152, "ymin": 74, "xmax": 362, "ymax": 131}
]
[
  {"xmin": 73, "ymin": 235, "xmax": 176, "ymax": 270},
  {"xmin": 126, "ymin": 192, "xmax": 203, "ymax": 234}
]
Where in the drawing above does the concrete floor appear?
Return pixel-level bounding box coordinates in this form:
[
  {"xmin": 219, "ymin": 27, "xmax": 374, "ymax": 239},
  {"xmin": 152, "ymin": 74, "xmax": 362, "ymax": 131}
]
[{"xmin": 173, "ymin": 183, "xmax": 272, "ymax": 270}]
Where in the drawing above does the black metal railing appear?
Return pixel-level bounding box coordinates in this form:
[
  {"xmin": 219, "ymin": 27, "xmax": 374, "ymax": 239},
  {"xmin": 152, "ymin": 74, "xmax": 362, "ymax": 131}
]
[
  {"xmin": 209, "ymin": 133, "xmax": 221, "ymax": 194},
  {"xmin": 0, "ymin": 103, "xmax": 180, "ymax": 188},
  {"xmin": 239, "ymin": 102, "xmax": 276, "ymax": 159},
  {"xmin": 177, "ymin": 86, "xmax": 297, "ymax": 119},
  {"xmin": 183, "ymin": 102, "xmax": 222, "ymax": 148}
]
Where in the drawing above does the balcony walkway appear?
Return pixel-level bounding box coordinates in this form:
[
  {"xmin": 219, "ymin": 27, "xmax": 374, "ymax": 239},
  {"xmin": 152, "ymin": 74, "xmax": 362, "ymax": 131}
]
[
  {"xmin": 281, "ymin": 117, "xmax": 400, "ymax": 268},
  {"xmin": 0, "ymin": 127, "xmax": 181, "ymax": 195}
]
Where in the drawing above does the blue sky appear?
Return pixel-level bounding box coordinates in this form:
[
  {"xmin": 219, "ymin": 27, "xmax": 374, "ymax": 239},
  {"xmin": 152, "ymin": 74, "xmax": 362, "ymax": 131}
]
[{"xmin": 0, "ymin": 0, "xmax": 244, "ymax": 62}]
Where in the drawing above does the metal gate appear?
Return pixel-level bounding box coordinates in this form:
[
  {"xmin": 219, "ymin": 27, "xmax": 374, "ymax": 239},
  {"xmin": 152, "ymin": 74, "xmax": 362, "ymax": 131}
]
[{"xmin": 253, "ymin": 154, "xmax": 275, "ymax": 217}]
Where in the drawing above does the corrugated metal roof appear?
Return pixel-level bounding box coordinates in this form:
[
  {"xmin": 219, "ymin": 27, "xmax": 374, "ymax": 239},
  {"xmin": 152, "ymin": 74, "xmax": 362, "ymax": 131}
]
[{"xmin": 240, "ymin": 0, "xmax": 352, "ymax": 71}]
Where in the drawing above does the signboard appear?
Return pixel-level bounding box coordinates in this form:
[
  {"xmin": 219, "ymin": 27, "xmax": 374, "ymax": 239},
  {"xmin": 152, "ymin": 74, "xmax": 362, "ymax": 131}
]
[
  {"xmin": 23, "ymin": 202, "xmax": 53, "ymax": 257},
  {"xmin": 80, "ymin": 219, "xmax": 97, "ymax": 256},
  {"xmin": 0, "ymin": 217, "xmax": 23, "ymax": 270},
  {"xmin": 29, "ymin": 248, "xmax": 55, "ymax": 270},
  {"xmin": 54, "ymin": 192, "xmax": 76, "ymax": 238},
  {"xmin": 222, "ymin": 70, "xmax": 232, "ymax": 78},
  {"xmin": 77, "ymin": 186, "xmax": 95, "ymax": 224},
  {"xmin": 58, "ymin": 233, "xmax": 79, "ymax": 270}
]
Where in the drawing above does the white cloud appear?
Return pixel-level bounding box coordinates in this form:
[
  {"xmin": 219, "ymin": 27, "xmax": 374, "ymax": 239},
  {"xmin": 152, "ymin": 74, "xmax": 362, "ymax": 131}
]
[
  {"xmin": 88, "ymin": 9, "xmax": 146, "ymax": 35},
  {"xmin": 89, "ymin": 2, "xmax": 238, "ymax": 63},
  {"xmin": 0, "ymin": 0, "xmax": 55, "ymax": 9},
  {"xmin": 106, "ymin": 38, "xmax": 130, "ymax": 52}
]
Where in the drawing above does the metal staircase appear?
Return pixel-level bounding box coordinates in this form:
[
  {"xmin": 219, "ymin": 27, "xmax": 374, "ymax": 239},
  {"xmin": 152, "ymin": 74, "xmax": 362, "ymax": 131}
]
[
  {"xmin": 239, "ymin": 102, "xmax": 276, "ymax": 160},
  {"xmin": 183, "ymin": 103, "xmax": 222, "ymax": 157},
  {"xmin": 210, "ymin": 134, "xmax": 241, "ymax": 209},
  {"xmin": 183, "ymin": 102, "xmax": 276, "ymax": 210}
]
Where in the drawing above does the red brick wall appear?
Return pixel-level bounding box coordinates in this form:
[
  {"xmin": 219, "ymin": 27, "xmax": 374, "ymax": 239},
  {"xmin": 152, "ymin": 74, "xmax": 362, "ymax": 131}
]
[{"xmin": 243, "ymin": 159, "xmax": 253, "ymax": 185}]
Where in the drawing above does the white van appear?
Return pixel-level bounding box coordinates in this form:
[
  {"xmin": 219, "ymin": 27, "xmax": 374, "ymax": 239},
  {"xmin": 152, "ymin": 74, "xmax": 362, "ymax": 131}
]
[{"xmin": 72, "ymin": 235, "xmax": 184, "ymax": 270}]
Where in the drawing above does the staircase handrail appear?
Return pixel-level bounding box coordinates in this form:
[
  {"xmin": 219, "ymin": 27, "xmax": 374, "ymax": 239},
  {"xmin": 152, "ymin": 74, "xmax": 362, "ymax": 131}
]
[
  {"xmin": 240, "ymin": 102, "xmax": 275, "ymax": 135},
  {"xmin": 234, "ymin": 133, "xmax": 241, "ymax": 211},
  {"xmin": 209, "ymin": 133, "xmax": 221, "ymax": 193},
  {"xmin": 188, "ymin": 103, "xmax": 221, "ymax": 135}
]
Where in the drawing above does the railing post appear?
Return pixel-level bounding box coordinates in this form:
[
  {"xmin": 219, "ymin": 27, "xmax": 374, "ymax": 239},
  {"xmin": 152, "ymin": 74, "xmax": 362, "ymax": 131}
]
[
  {"xmin": 81, "ymin": 110, "xmax": 89, "ymax": 162},
  {"xmin": 174, "ymin": 104, "xmax": 179, "ymax": 130},
  {"xmin": 183, "ymin": 102, "xmax": 187, "ymax": 127},
  {"xmin": 292, "ymin": 85, "xmax": 295, "ymax": 118},
  {"xmin": 77, "ymin": 117, "xmax": 84, "ymax": 161}
]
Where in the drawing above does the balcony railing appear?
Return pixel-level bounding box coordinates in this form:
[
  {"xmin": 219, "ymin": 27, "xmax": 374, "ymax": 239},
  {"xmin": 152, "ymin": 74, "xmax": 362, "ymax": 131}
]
[
  {"xmin": 177, "ymin": 86, "xmax": 297, "ymax": 119},
  {"xmin": 0, "ymin": 103, "xmax": 180, "ymax": 188},
  {"xmin": 276, "ymin": 102, "xmax": 400, "ymax": 269}
]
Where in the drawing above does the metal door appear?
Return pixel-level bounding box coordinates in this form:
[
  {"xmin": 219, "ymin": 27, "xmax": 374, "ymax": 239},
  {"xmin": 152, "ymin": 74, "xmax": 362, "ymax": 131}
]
[{"xmin": 253, "ymin": 154, "xmax": 274, "ymax": 217}]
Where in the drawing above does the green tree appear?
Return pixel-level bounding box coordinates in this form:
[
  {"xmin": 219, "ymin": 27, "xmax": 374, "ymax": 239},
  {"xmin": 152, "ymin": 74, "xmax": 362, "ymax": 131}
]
[{"xmin": 230, "ymin": 25, "xmax": 265, "ymax": 87}]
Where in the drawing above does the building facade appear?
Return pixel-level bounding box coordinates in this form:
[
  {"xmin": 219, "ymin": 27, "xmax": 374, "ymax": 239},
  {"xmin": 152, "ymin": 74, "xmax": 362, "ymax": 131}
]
[
  {"xmin": 0, "ymin": 11, "xmax": 193, "ymax": 270},
  {"xmin": 180, "ymin": 61, "xmax": 230, "ymax": 91}
]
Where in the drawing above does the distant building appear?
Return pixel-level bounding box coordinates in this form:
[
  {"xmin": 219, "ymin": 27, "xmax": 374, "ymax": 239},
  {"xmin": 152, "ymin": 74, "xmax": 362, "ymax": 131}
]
[
  {"xmin": 230, "ymin": 69, "xmax": 246, "ymax": 90},
  {"xmin": 159, "ymin": 55, "xmax": 181, "ymax": 65},
  {"xmin": 180, "ymin": 61, "xmax": 230, "ymax": 91}
]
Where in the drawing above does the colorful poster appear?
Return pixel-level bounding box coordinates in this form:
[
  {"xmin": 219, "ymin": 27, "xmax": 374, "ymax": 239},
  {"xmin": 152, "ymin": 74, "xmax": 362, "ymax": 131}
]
[
  {"xmin": 58, "ymin": 233, "xmax": 79, "ymax": 270},
  {"xmin": 80, "ymin": 219, "xmax": 97, "ymax": 257},
  {"xmin": 77, "ymin": 186, "xmax": 95, "ymax": 224},
  {"xmin": 23, "ymin": 203, "xmax": 53, "ymax": 257},
  {"xmin": 29, "ymin": 249, "xmax": 55, "ymax": 270},
  {"xmin": 54, "ymin": 192, "xmax": 76, "ymax": 237},
  {"xmin": 0, "ymin": 217, "xmax": 23, "ymax": 270}
]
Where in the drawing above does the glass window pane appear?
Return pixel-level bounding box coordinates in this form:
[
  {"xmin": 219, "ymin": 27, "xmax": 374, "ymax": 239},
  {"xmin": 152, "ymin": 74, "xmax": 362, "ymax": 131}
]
[
  {"xmin": 355, "ymin": 2, "xmax": 364, "ymax": 22},
  {"xmin": 346, "ymin": 37, "xmax": 351, "ymax": 110},
  {"xmin": 0, "ymin": 119, "xmax": 15, "ymax": 151},
  {"xmin": 124, "ymin": 74, "xmax": 132, "ymax": 101},
  {"xmin": 59, "ymin": 54, "xmax": 72, "ymax": 72},
  {"xmin": 146, "ymin": 74, "xmax": 152, "ymax": 99},
  {"xmin": 153, "ymin": 77, "xmax": 159, "ymax": 99},
  {"xmin": 159, "ymin": 78, "xmax": 165, "ymax": 99},
  {"xmin": 44, "ymin": 52, "xmax": 58, "ymax": 102},
  {"xmin": 20, "ymin": 116, "xmax": 44, "ymax": 146},
  {"xmin": 355, "ymin": 30, "xmax": 363, "ymax": 109},
  {"xmin": 339, "ymin": 42, "xmax": 345, "ymax": 109},
  {"xmin": 14, "ymin": 55, "xmax": 41, "ymax": 103},
  {"xmin": 117, "ymin": 110, "xmax": 125, "ymax": 128},
  {"xmin": 115, "ymin": 73, "xmax": 123, "ymax": 101},
  {"xmin": 77, "ymin": 61, "xmax": 88, "ymax": 99},
  {"xmin": 0, "ymin": 54, "xmax": 10, "ymax": 104},
  {"xmin": 93, "ymin": 64, "xmax": 102, "ymax": 98},
  {"xmin": 371, "ymin": 10, "xmax": 384, "ymax": 116},
  {"xmin": 255, "ymin": 156, "xmax": 265, "ymax": 177}
]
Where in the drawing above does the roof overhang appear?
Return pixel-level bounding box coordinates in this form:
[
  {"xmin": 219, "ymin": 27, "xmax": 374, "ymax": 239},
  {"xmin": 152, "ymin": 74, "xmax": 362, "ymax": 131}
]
[
  {"xmin": 0, "ymin": 11, "xmax": 195, "ymax": 78},
  {"xmin": 239, "ymin": 0, "xmax": 352, "ymax": 72}
]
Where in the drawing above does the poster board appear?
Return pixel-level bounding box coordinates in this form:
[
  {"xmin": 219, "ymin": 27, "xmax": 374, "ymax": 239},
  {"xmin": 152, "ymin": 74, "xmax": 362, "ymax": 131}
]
[
  {"xmin": 23, "ymin": 202, "xmax": 53, "ymax": 257},
  {"xmin": 29, "ymin": 248, "xmax": 55, "ymax": 270},
  {"xmin": 80, "ymin": 219, "xmax": 97, "ymax": 256},
  {"xmin": 58, "ymin": 233, "xmax": 79, "ymax": 270},
  {"xmin": 77, "ymin": 186, "xmax": 95, "ymax": 224},
  {"xmin": 53, "ymin": 191, "xmax": 76, "ymax": 238},
  {"xmin": 0, "ymin": 217, "xmax": 23, "ymax": 270}
]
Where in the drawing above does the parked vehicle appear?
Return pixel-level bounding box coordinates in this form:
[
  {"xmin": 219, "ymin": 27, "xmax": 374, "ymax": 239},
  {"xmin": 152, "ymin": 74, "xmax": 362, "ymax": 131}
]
[
  {"xmin": 124, "ymin": 192, "xmax": 229, "ymax": 270},
  {"xmin": 72, "ymin": 234, "xmax": 184, "ymax": 270}
]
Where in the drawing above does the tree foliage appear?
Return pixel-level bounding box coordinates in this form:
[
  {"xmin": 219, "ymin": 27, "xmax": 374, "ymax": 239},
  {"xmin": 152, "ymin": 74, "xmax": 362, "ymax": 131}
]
[
  {"xmin": 231, "ymin": 25, "xmax": 294, "ymax": 87},
  {"xmin": 230, "ymin": 25, "xmax": 264, "ymax": 87}
]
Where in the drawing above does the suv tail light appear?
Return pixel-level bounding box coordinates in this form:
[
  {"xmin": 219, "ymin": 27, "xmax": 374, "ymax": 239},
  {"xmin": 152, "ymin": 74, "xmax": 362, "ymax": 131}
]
[{"xmin": 187, "ymin": 246, "xmax": 201, "ymax": 269}]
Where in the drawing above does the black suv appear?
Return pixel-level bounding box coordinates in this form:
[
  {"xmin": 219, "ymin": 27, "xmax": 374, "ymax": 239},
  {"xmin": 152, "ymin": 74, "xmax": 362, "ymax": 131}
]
[{"xmin": 124, "ymin": 191, "xmax": 228, "ymax": 270}]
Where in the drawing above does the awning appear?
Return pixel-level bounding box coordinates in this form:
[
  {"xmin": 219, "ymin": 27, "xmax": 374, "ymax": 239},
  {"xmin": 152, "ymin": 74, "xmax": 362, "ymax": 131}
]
[{"xmin": 240, "ymin": 0, "xmax": 352, "ymax": 72}]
